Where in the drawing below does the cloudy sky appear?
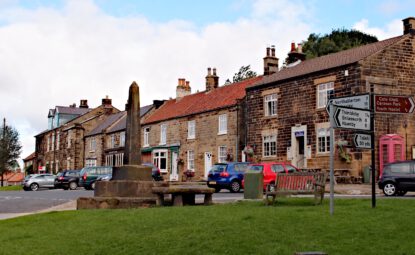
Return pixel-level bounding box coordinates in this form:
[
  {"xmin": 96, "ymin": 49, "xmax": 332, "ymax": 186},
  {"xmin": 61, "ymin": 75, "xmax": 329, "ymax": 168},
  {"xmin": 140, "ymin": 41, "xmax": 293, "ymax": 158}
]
[{"xmin": 0, "ymin": 0, "xmax": 412, "ymax": 165}]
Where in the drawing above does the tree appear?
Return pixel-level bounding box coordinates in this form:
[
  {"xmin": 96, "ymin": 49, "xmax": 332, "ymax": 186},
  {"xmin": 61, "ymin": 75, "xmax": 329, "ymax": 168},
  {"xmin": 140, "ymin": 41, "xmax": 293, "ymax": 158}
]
[
  {"xmin": 232, "ymin": 65, "xmax": 257, "ymax": 83},
  {"xmin": 301, "ymin": 29, "xmax": 378, "ymax": 60},
  {"xmin": 0, "ymin": 118, "xmax": 22, "ymax": 187}
]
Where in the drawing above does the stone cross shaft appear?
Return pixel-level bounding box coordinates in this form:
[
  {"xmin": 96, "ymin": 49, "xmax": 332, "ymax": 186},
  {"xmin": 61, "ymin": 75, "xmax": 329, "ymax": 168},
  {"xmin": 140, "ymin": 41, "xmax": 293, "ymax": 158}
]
[{"xmin": 124, "ymin": 82, "xmax": 141, "ymax": 165}]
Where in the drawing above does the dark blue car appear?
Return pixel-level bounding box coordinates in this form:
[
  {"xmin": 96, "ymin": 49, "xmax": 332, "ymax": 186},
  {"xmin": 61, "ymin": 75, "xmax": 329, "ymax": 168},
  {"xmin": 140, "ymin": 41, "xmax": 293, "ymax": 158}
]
[{"xmin": 207, "ymin": 162, "xmax": 250, "ymax": 193}]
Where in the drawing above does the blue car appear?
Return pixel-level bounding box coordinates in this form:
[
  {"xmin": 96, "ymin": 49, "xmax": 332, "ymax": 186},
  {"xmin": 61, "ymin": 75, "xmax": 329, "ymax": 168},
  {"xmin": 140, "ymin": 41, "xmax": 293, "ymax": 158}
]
[{"xmin": 207, "ymin": 162, "xmax": 250, "ymax": 193}]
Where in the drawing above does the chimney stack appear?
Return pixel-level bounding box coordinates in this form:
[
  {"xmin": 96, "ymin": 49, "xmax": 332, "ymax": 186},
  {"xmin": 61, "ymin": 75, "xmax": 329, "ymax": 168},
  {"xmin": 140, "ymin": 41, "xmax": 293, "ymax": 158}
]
[
  {"xmin": 205, "ymin": 67, "xmax": 219, "ymax": 92},
  {"xmin": 176, "ymin": 78, "xmax": 191, "ymax": 99},
  {"xmin": 263, "ymin": 45, "xmax": 279, "ymax": 75},
  {"xmin": 403, "ymin": 17, "xmax": 415, "ymax": 35},
  {"xmin": 286, "ymin": 42, "xmax": 306, "ymax": 65},
  {"xmin": 102, "ymin": 95, "xmax": 112, "ymax": 108},
  {"xmin": 79, "ymin": 99, "xmax": 88, "ymax": 108}
]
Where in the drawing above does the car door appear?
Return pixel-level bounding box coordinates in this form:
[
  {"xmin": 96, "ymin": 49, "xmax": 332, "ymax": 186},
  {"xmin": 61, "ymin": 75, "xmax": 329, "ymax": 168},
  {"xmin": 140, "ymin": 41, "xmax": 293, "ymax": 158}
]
[
  {"xmin": 391, "ymin": 162, "xmax": 411, "ymax": 189},
  {"xmin": 44, "ymin": 175, "xmax": 56, "ymax": 187},
  {"xmin": 409, "ymin": 162, "xmax": 415, "ymax": 191}
]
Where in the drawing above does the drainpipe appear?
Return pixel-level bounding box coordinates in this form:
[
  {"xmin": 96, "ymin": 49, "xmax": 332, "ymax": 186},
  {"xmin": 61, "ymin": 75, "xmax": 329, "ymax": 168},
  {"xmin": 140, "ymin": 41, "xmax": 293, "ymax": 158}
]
[{"xmin": 236, "ymin": 103, "xmax": 239, "ymax": 162}]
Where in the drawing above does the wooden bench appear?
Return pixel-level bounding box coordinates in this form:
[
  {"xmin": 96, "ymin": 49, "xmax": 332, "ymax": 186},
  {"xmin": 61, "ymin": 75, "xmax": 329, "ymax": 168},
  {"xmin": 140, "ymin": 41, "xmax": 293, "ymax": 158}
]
[
  {"xmin": 265, "ymin": 172, "xmax": 328, "ymax": 205},
  {"xmin": 152, "ymin": 184, "xmax": 215, "ymax": 206}
]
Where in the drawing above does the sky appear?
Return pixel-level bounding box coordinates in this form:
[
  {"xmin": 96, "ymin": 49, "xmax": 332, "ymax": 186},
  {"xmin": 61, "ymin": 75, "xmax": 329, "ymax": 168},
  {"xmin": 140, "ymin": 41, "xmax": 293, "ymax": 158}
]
[{"xmin": 0, "ymin": 0, "xmax": 413, "ymax": 167}]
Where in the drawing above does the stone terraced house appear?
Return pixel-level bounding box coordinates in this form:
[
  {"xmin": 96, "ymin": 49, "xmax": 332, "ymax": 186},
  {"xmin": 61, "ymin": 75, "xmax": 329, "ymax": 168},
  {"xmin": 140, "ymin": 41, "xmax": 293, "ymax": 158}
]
[{"xmin": 245, "ymin": 17, "xmax": 415, "ymax": 177}]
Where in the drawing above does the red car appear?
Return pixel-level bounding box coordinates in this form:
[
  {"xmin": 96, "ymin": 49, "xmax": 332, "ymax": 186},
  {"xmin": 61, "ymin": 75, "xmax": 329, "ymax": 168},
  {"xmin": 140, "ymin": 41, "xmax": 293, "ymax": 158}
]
[{"xmin": 242, "ymin": 162, "xmax": 299, "ymax": 190}]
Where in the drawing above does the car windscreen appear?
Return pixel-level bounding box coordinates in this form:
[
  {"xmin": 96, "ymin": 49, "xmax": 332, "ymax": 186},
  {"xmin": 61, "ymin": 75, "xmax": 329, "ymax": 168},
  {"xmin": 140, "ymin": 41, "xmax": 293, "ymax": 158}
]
[
  {"xmin": 211, "ymin": 164, "xmax": 227, "ymax": 172},
  {"xmin": 385, "ymin": 163, "xmax": 411, "ymax": 174},
  {"xmin": 247, "ymin": 165, "xmax": 263, "ymax": 172}
]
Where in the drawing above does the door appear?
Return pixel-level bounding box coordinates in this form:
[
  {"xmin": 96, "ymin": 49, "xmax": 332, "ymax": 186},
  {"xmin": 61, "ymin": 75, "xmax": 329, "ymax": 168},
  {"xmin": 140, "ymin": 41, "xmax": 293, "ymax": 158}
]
[
  {"xmin": 291, "ymin": 125, "xmax": 307, "ymax": 168},
  {"xmin": 170, "ymin": 151, "xmax": 179, "ymax": 181},
  {"xmin": 204, "ymin": 152, "xmax": 212, "ymax": 178}
]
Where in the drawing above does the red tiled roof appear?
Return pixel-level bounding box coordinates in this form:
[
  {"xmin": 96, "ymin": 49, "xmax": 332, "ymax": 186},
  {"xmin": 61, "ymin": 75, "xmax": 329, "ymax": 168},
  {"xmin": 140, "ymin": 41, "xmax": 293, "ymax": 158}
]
[
  {"xmin": 23, "ymin": 152, "xmax": 36, "ymax": 161},
  {"xmin": 249, "ymin": 35, "xmax": 404, "ymax": 89},
  {"xmin": 7, "ymin": 173, "xmax": 24, "ymax": 182},
  {"xmin": 143, "ymin": 76, "xmax": 263, "ymax": 124}
]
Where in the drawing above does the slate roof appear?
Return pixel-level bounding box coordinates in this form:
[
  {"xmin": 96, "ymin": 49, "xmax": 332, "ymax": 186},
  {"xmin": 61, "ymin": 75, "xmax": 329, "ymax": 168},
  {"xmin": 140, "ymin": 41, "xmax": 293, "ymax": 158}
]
[
  {"xmin": 56, "ymin": 106, "xmax": 91, "ymax": 115},
  {"xmin": 107, "ymin": 104, "xmax": 155, "ymax": 133},
  {"xmin": 249, "ymin": 35, "xmax": 404, "ymax": 89},
  {"xmin": 85, "ymin": 111, "xmax": 126, "ymax": 137},
  {"xmin": 143, "ymin": 76, "xmax": 263, "ymax": 124},
  {"xmin": 23, "ymin": 152, "xmax": 36, "ymax": 161}
]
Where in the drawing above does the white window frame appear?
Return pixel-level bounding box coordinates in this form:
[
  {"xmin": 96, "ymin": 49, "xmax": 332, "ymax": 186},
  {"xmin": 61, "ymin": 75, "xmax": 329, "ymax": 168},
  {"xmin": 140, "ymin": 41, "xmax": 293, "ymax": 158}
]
[
  {"xmin": 153, "ymin": 149, "xmax": 168, "ymax": 173},
  {"xmin": 56, "ymin": 132, "xmax": 60, "ymax": 150},
  {"xmin": 105, "ymin": 155, "xmax": 114, "ymax": 166},
  {"xmin": 317, "ymin": 123, "xmax": 331, "ymax": 154},
  {"xmin": 160, "ymin": 124, "xmax": 167, "ymax": 145},
  {"xmin": 66, "ymin": 157, "xmax": 71, "ymax": 170},
  {"xmin": 263, "ymin": 134, "xmax": 277, "ymax": 157},
  {"xmin": 218, "ymin": 114, "xmax": 227, "ymax": 135},
  {"xmin": 108, "ymin": 134, "xmax": 115, "ymax": 149},
  {"xmin": 51, "ymin": 133, "xmax": 55, "ymax": 151},
  {"xmin": 90, "ymin": 137, "xmax": 96, "ymax": 152},
  {"xmin": 218, "ymin": 146, "xmax": 227, "ymax": 163},
  {"xmin": 67, "ymin": 131, "xmax": 71, "ymax": 148},
  {"xmin": 144, "ymin": 127, "xmax": 150, "ymax": 147},
  {"xmin": 264, "ymin": 94, "xmax": 278, "ymax": 116},
  {"xmin": 55, "ymin": 160, "xmax": 59, "ymax": 172},
  {"xmin": 115, "ymin": 153, "xmax": 124, "ymax": 166},
  {"xmin": 46, "ymin": 136, "xmax": 50, "ymax": 152},
  {"xmin": 187, "ymin": 150, "xmax": 195, "ymax": 170},
  {"xmin": 187, "ymin": 120, "xmax": 195, "ymax": 139},
  {"xmin": 120, "ymin": 132, "xmax": 125, "ymax": 147},
  {"xmin": 317, "ymin": 82, "xmax": 334, "ymax": 109}
]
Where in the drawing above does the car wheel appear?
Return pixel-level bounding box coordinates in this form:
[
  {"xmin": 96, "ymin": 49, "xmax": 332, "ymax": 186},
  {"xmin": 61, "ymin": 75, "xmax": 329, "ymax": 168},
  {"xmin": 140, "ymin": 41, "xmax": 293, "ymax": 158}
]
[
  {"xmin": 30, "ymin": 183, "xmax": 39, "ymax": 191},
  {"xmin": 268, "ymin": 182, "xmax": 276, "ymax": 192},
  {"xmin": 69, "ymin": 182, "xmax": 78, "ymax": 190},
  {"xmin": 91, "ymin": 182, "xmax": 96, "ymax": 190},
  {"xmin": 215, "ymin": 187, "xmax": 221, "ymax": 193},
  {"xmin": 383, "ymin": 183, "xmax": 397, "ymax": 196},
  {"xmin": 397, "ymin": 190, "xmax": 407, "ymax": 196},
  {"xmin": 230, "ymin": 181, "xmax": 241, "ymax": 193}
]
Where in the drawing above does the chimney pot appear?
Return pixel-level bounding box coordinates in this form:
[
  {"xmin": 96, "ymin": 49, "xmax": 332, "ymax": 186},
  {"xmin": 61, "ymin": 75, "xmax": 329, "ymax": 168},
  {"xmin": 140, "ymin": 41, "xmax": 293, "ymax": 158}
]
[
  {"xmin": 266, "ymin": 47, "xmax": 271, "ymax": 57},
  {"xmin": 207, "ymin": 67, "xmax": 212, "ymax": 76},
  {"xmin": 186, "ymin": 81, "xmax": 190, "ymax": 87},
  {"xmin": 79, "ymin": 99, "xmax": 88, "ymax": 108},
  {"xmin": 291, "ymin": 42, "xmax": 296, "ymax": 52},
  {"xmin": 213, "ymin": 68, "xmax": 217, "ymax": 76},
  {"xmin": 271, "ymin": 45, "xmax": 276, "ymax": 57},
  {"xmin": 297, "ymin": 43, "xmax": 303, "ymax": 53}
]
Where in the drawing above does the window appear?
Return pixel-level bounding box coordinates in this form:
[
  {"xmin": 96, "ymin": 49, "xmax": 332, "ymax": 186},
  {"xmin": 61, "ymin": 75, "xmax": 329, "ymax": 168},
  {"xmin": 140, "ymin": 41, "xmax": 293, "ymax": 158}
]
[
  {"xmin": 317, "ymin": 123, "xmax": 330, "ymax": 153},
  {"xmin": 85, "ymin": 159, "xmax": 97, "ymax": 167},
  {"xmin": 115, "ymin": 153, "xmax": 124, "ymax": 166},
  {"xmin": 187, "ymin": 150, "xmax": 195, "ymax": 170},
  {"xmin": 153, "ymin": 150, "xmax": 168, "ymax": 173},
  {"xmin": 46, "ymin": 136, "xmax": 50, "ymax": 152},
  {"xmin": 160, "ymin": 124, "xmax": 167, "ymax": 145},
  {"xmin": 105, "ymin": 155, "xmax": 114, "ymax": 166},
  {"xmin": 187, "ymin": 120, "xmax": 195, "ymax": 139},
  {"xmin": 218, "ymin": 114, "xmax": 227, "ymax": 135},
  {"xmin": 67, "ymin": 130, "xmax": 71, "ymax": 148},
  {"xmin": 389, "ymin": 163, "xmax": 411, "ymax": 174},
  {"xmin": 56, "ymin": 132, "xmax": 60, "ymax": 150},
  {"xmin": 263, "ymin": 135, "xmax": 277, "ymax": 157},
  {"xmin": 66, "ymin": 157, "xmax": 71, "ymax": 169},
  {"xmin": 144, "ymin": 127, "xmax": 150, "ymax": 147},
  {"xmin": 55, "ymin": 161, "xmax": 59, "ymax": 172},
  {"xmin": 120, "ymin": 132, "xmax": 125, "ymax": 147},
  {"xmin": 234, "ymin": 163, "xmax": 249, "ymax": 172},
  {"xmin": 317, "ymin": 82, "xmax": 334, "ymax": 108},
  {"xmin": 264, "ymin": 94, "xmax": 277, "ymax": 116},
  {"xmin": 108, "ymin": 134, "xmax": 115, "ymax": 148},
  {"xmin": 51, "ymin": 133, "xmax": 55, "ymax": 151},
  {"xmin": 271, "ymin": 164, "xmax": 285, "ymax": 173},
  {"xmin": 218, "ymin": 146, "xmax": 227, "ymax": 163},
  {"xmin": 89, "ymin": 137, "xmax": 96, "ymax": 152}
]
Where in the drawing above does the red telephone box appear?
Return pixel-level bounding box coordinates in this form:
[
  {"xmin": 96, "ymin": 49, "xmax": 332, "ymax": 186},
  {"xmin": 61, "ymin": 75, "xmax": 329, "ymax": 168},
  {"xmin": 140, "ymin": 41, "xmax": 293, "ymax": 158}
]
[{"xmin": 379, "ymin": 134, "xmax": 405, "ymax": 176}]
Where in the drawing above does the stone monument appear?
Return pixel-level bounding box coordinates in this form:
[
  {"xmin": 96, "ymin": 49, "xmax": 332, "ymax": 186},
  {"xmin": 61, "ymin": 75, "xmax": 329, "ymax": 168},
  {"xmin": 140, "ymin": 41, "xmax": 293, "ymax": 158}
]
[{"xmin": 77, "ymin": 82, "xmax": 163, "ymax": 209}]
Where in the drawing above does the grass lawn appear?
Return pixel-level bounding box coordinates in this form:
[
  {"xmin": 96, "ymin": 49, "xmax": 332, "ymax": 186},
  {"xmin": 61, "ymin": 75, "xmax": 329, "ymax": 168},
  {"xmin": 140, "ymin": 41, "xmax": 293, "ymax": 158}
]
[
  {"xmin": 0, "ymin": 185, "xmax": 22, "ymax": 191},
  {"xmin": 0, "ymin": 198, "xmax": 413, "ymax": 255}
]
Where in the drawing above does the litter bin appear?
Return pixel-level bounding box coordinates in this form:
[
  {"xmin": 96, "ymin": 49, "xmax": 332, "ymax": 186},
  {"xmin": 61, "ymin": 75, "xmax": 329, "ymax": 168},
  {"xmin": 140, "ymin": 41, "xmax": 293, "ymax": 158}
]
[
  {"xmin": 243, "ymin": 171, "xmax": 263, "ymax": 199},
  {"xmin": 363, "ymin": 166, "xmax": 371, "ymax": 183}
]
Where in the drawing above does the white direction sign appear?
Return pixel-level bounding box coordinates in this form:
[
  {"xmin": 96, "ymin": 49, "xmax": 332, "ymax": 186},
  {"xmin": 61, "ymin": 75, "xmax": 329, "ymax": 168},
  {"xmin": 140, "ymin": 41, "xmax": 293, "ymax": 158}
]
[
  {"xmin": 354, "ymin": 134, "xmax": 372, "ymax": 149},
  {"xmin": 326, "ymin": 94, "xmax": 370, "ymax": 114},
  {"xmin": 333, "ymin": 106, "xmax": 371, "ymax": 131}
]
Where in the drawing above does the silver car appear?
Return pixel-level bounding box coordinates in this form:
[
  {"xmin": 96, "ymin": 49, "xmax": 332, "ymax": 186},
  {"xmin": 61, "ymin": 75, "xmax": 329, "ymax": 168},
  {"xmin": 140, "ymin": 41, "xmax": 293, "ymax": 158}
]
[{"xmin": 23, "ymin": 174, "xmax": 56, "ymax": 191}]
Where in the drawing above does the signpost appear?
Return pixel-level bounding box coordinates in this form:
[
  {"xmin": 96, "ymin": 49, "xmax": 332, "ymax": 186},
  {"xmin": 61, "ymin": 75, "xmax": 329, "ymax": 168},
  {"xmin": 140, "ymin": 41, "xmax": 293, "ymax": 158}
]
[
  {"xmin": 333, "ymin": 106, "xmax": 371, "ymax": 131},
  {"xmin": 326, "ymin": 94, "xmax": 370, "ymax": 114},
  {"xmin": 374, "ymin": 95, "xmax": 415, "ymax": 114},
  {"xmin": 354, "ymin": 134, "xmax": 372, "ymax": 149}
]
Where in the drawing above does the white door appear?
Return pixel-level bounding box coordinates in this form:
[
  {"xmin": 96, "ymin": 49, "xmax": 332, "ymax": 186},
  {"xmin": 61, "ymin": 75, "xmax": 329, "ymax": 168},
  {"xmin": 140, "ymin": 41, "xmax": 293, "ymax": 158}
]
[
  {"xmin": 170, "ymin": 151, "xmax": 179, "ymax": 181},
  {"xmin": 204, "ymin": 152, "xmax": 212, "ymax": 178},
  {"xmin": 291, "ymin": 125, "xmax": 307, "ymax": 168}
]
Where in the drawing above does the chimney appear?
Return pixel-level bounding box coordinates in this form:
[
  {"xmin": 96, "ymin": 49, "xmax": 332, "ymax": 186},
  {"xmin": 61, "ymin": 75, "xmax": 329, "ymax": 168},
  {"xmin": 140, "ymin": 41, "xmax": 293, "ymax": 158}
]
[
  {"xmin": 176, "ymin": 78, "xmax": 191, "ymax": 99},
  {"xmin": 263, "ymin": 45, "xmax": 279, "ymax": 75},
  {"xmin": 79, "ymin": 99, "xmax": 88, "ymax": 108},
  {"xmin": 403, "ymin": 17, "xmax": 415, "ymax": 35},
  {"xmin": 102, "ymin": 95, "xmax": 112, "ymax": 108},
  {"xmin": 286, "ymin": 42, "xmax": 306, "ymax": 65},
  {"xmin": 205, "ymin": 67, "xmax": 219, "ymax": 92},
  {"xmin": 69, "ymin": 103, "xmax": 76, "ymax": 108}
]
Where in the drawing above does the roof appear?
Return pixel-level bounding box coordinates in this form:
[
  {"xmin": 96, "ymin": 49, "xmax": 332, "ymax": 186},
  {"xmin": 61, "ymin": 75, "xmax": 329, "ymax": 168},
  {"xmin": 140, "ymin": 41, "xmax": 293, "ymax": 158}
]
[
  {"xmin": 249, "ymin": 35, "xmax": 404, "ymax": 89},
  {"xmin": 23, "ymin": 152, "xmax": 36, "ymax": 161},
  {"xmin": 107, "ymin": 104, "xmax": 154, "ymax": 133},
  {"xmin": 85, "ymin": 111, "xmax": 126, "ymax": 137},
  {"xmin": 55, "ymin": 106, "xmax": 91, "ymax": 115},
  {"xmin": 3, "ymin": 172, "xmax": 24, "ymax": 182},
  {"xmin": 143, "ymin": 76, "xmax": 263, "ymax": 124}
]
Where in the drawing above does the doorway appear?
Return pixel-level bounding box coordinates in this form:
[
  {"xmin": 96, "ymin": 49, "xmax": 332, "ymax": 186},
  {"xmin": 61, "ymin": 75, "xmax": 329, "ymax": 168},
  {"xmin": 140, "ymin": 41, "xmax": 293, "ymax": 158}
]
[
  {"xmin": 170, "ymin": 151, "xmax": 179, "ymax": 181},
  {"xmin": 291, "ymin": 125, "xmax": 307, "ymax": 168},
  {"xmin": 204, "ymin": 152, "xmax": 212, "ymax": 178}
]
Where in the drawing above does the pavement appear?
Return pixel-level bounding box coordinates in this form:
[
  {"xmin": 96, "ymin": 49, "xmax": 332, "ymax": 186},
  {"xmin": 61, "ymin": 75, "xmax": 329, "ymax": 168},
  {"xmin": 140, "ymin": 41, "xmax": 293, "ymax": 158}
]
[{"xmin": 0, "ymin": 183, "xmax": 382, "ymax": 221}]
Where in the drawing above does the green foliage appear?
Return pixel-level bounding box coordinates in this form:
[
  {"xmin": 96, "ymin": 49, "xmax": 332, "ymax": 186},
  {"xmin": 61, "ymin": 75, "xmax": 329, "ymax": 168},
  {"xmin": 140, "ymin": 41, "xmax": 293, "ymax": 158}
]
[
  {"xmin": 0, "ymin": 122, "xmax": 22, "ymax": 186},
  {"xmin": 232, "ymin": 65, "xmax": 257, "ymax": 83},
  {"xmin": 302, "ymin": 28, "xmax": 378, "ymax": 59},
  {"xmin": 0, "ymin": 185, "xmax": 22, "ymax": 191},
  {"xmin": 1, "ymin": 199, "xmax": 415, "ymax": 254}
]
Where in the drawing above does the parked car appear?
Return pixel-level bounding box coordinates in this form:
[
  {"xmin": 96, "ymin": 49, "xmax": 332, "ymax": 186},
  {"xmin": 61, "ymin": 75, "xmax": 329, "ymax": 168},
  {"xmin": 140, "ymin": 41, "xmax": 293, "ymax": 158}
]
[
  {"xmin": 207, "ymin": 162, "xmax": 250, "ymax": 192},
  {"xmin": 78, "ymin": 166, "xmax": 113, "ymax": 190},
  {"xmin": 54, "ymin": 170, "xmax": 80, "ymax": 190},
  {"xmin": 23, "ymin": 174, "xmax": 56, "ymax": 191},
  {"xmin": 378, "ymin": 160, "xmax": 415, "ymax": 196},
  {"xmin": 143, "ymin": 162, "xmax": 164, "ymax": 181},
  {"xmin": 242, "ymin": 162, "xmax": 299, "ymax": 190},
  {"xmin": 96, "ymin": 174, "xmax": 112, "ymax": 181}
]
